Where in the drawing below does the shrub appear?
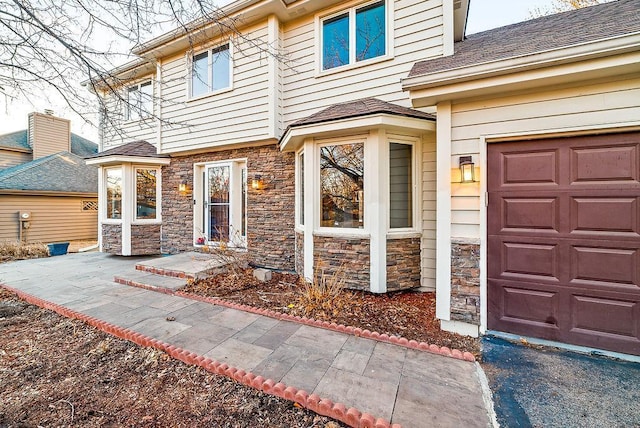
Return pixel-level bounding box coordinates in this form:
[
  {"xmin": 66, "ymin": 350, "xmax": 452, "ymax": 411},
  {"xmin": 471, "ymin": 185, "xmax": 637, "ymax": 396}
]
[
  {"xmin": 0, "ymin": 241, "xmax": 49, "ymax": 263},
  {"xmin": 296, "ymin": 263, "xmax": 352, "ymax": 319}
]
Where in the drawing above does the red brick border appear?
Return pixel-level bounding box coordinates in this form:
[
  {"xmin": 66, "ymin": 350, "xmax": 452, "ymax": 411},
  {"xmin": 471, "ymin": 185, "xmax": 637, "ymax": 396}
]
[{"xmin": 0, "ymin": 283, "xmax": 400, "ymax": 428}]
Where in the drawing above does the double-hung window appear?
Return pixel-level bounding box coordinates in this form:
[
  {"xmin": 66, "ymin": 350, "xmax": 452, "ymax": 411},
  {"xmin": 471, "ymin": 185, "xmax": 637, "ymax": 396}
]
[
  {"xmin": 191, "ymin": 43, "xmax": 231, "ymax": 97},
  {"xmin": 321, "ymin": 0, "xmax": 387, "ymax": 70},
  {"xmin": 125, "ymin": 81, "xmax": 152, "ymax": 121}
]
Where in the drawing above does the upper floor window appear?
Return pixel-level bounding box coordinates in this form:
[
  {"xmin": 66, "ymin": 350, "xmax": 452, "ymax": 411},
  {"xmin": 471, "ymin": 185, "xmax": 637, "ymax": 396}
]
[
  {"xmin": 125, "ymin": 81, "xmax": 152, "ymax": 121},
  {"xmin": 191, "ymin": 43, "xmax": 231, "ymax": 98},
  {"xmin": 322, "ymin": 1, "xmax": 386, "ymax": 70}
]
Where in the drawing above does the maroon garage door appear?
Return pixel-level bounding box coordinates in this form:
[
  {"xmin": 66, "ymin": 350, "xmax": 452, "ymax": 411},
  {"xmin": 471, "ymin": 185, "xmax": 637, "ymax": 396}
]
[{"xmin": 488, "ymin": 132, "xmax": 640, "ymax": 355}]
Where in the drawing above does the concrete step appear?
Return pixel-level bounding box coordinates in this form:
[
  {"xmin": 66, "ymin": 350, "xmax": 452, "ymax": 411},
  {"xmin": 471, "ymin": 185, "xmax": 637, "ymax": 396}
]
[
  {"xmin": 114, "ymin": 270, "xmax": 187, "ymax": 293},
  {"xmin": 135, "ymin": 252, "xmax": 228, "ymax": 280}
]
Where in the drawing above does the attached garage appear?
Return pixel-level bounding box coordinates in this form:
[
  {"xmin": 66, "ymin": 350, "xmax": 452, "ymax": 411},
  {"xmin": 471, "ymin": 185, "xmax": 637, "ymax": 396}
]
[{"xmin": 487, "ymin": 132, "xmax": 640, "ymax": 355}]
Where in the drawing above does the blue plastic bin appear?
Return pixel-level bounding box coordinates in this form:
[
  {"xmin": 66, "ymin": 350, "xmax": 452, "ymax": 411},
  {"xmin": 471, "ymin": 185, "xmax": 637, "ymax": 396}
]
[{"xmin": 48, "ymin": 242, "xmax": 69, "ymax": 256}]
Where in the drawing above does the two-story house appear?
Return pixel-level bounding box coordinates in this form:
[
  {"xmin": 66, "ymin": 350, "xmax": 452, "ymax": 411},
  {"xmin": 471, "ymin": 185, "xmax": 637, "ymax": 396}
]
[{"xmin": 88, "ymin": 0, "xmax": 640, "ymax": 357}]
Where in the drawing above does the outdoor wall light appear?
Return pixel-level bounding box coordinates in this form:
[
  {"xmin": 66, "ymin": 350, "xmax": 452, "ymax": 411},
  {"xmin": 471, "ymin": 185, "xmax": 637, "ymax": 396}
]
[
  {"xmin": 251, "ymin": 175, "xmax": 264, "ymax": 190},
  {"xmin": 459, "ymin": 156, "xmax": 476, "ymax": 183},
  {"xmin": 179, "ymin": 180, "xmax": 188, "ymax": 193}
]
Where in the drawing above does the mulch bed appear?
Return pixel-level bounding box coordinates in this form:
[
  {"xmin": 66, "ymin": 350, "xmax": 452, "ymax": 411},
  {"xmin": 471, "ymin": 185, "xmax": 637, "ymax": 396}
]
[
  {"xmin": 181, "ymin": 269, "xmax": 480, "ymax": 356},
  {"xmin": 0, "ymin": 288, "xmax": 344, "ymax": 427}
]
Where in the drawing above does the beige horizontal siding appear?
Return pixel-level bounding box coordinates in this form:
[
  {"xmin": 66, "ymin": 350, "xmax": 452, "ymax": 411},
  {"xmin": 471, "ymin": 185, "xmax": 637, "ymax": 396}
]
[
  {"xmin": 449, "ymin": 76, "xmax": 640, "ymax": 239},
  {"xmin": 0, "ymin": 195, "xmax": 97, "ymax": 243},
  {"xmin": 0, "ymin": 150, "xmax": 31, "ymax": 169},
  {"xmin": 421, "ymin": 133, "xmax": 437, "ymax": 289},
  {"xmin": 282, "ymin": 0, "xmax": 444, "ymax": 126},
  {"xmin": 30, "ymin": 113, "xmax": 70, "ymax": 159}
]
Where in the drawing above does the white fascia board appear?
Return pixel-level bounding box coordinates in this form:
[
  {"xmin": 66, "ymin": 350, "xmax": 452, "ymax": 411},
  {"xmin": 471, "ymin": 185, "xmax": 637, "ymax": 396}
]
[
  {"xmin": 85, "ymin": 156, "xmax": 171, "ymax": 166},
  {"xmin": 280, "ymin": 114, "xmax": 436, "ymax": 152},
  {"xmin": 403, "ymin": 33, "xmax": 640, "ymax": 101}
]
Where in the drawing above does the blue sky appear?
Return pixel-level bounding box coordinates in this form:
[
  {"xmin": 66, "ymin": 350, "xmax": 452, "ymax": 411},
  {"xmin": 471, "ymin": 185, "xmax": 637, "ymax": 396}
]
[{"xmin": 0, "ymin": 0, "xmax": 561, "ymax": 140}]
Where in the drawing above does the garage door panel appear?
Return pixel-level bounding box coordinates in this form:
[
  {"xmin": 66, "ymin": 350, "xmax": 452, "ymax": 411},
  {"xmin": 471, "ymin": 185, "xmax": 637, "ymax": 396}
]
[
  {"xmin": 488, "ymin": 132, "xmax": 640, "ymax": 355},
  {"xmin": 570, "ymin": 246, "xmax": 638, "ymax": 288},
  {"xmin": 571, "ymin": 295, "xmax": 637, "ymax": 339},
  {"xmin": 571, "ymin": 144, "xmax": 638, "ymax": 184},
  {"xmin": 502, "ymin": 198, "xmax": 559, "ymax": 232},
  {"xmin": 501, "ymin": 150, "xmax": 559, "ymax": 186},
  {"xmin": 501, "ymin": 242, "xmax": 559, "ymax": 282},
  {"xmin": 571, "ymin": 197, "xmax": 639, "ymax": 237}
]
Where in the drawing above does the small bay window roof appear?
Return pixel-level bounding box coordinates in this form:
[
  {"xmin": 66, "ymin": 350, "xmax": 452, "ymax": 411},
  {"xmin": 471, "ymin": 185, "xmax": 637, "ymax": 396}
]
[
  {"xmin": 279, "ymin": 98, "xmax": 435, "ymax": 152},
  {"xmin": 86, "ymin": 140, "xmax": 170, "ymax": 167}
]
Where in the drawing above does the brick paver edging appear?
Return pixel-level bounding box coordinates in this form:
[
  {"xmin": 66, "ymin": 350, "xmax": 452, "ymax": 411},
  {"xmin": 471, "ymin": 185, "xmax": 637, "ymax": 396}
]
[
  {"xmin": 0, "ymin": 283, "xmax": 399, "ymax": 428},
  {"xmin": 114, "ymin": 276, "xmax": 476, "ymax": 362}
]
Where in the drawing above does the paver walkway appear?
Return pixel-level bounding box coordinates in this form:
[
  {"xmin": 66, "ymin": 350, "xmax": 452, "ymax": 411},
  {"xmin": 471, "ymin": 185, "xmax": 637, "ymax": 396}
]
[{"xmin": 0, "ymin": 252, "xmax": 492, "ymax": 427}]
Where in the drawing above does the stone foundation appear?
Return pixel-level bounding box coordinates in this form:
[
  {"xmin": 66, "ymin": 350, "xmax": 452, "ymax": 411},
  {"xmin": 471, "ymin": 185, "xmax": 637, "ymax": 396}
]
[
  {"xmin": 130, "ymin": 224, "xmax": 161, "ymax": 255},
  {"xmin": 313, "ymin": 235, "xmax": 370, "ymax": 291},
  {"xmin": 387, "ymin": 237, "xmax": 421, "ymax": 291},
  {"xmin": 161, "ymin": 143, "xmax": 295, "ymax": 271},
  {"xmin": 101, "ymin": 223, "xmax": 122, "ymax": 255},
  {"xmin": 295, "ymin": 231, "xmax": 304, "ymax": 276},
  {"xmin": 450, "ymin": 239, "xmax": 480, "ymax": 324}
]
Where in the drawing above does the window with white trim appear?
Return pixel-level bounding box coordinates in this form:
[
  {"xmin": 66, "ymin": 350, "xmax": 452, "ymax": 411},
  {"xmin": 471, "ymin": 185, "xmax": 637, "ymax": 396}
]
[
  {"xmin": 125, "ymin": 81, "xmax": 152, "ymax": 121},
  {"xmin": 135, "ymin": 168, "xmax": 159, "ymax": 220},
  {"xmin": 320, "ymin": 142, "xmax": 364, "ymax": 228},
  {"xmin": 297, "ymin": 150, "xmax": 305, "ymax": 227},
  {"xmin": 191, "ymin": 43, "xmax": 231, "ymax": 97},
  {"xmin": 321, "ymin": 0, "xmax": 386, "ymax": 70},
  {"xmin": 105, "ymin": 167, "xmax": 122, "ymax": 220},
  {"xmin": 389, "ymin": 142, "xmax": 413, "ymax": 228}
]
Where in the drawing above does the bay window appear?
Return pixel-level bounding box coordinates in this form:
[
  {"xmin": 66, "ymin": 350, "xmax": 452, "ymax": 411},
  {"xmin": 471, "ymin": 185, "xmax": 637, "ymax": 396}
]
[
  {"xmin": 135, "ymin": 168, "xmax": 158, "ymax": 220},
  {"xmin": 320, "ymin": 142, "xmax": 364, "ymax": 228},
  {"xmin": 389, "ymin": 142, "xmax": 413, "ymax": 228},
  {"xmin": 106, "ymin": 168, "xmax": 122, "ymax": 220}
]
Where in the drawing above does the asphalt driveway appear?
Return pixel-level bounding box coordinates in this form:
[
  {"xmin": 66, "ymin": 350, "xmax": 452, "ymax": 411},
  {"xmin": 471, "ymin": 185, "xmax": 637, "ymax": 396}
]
[{"xmin": 481, "ymin": 336, "xmax": 640, "ymax": 427}]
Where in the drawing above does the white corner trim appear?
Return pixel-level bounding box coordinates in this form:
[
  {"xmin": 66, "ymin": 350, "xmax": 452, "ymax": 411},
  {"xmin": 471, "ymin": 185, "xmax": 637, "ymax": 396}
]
[
  {"xmin": 441, "ymin": 319, "xmax": 479, "ymax": 337},
  {"xmin": 479, "ymin": 137, "xmax": 488, "ymax": 334},
  {"xmin": 436, "ymin": 101, "xmax": 452, "ymax": 321},
  {"xmin": 442, "ymin": 0, "xmax": 454, "ymax": 57}
]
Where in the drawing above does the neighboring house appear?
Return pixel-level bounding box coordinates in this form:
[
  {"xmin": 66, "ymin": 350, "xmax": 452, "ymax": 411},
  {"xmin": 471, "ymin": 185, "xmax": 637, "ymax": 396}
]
[
  {"xmin": 88, "ymin": 0, "xmax": 640, "ymax": 356},
  {"xmin": 0, "ymin": 112, "xmax": 99, "ymax": 243}
]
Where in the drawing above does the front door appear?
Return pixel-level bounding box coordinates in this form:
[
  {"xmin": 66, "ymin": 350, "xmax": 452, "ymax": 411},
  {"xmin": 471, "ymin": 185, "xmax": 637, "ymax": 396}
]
[{"xmin": 204, "ymin": 161, "xmax": 247, "ymax": 247}]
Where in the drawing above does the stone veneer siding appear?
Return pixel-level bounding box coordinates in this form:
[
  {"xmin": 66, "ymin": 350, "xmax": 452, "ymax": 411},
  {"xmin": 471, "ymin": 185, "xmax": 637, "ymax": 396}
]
[
  {"xmin": 130, "ymin": 224, "xmax": 161, "ymax": 255},
  {"xmin": 451, "ymin": 239, "xmax": 480, "ymax": 324},
  {"xmin": 313, "ymin": 235, "xmax": 370, "ymax": 291},
  {"xmin": 295, "ymin": 231, "xmax": 304, "ymax": 276},
  {"xmin": 101, "ymin": 223, "xmax": 122, "ymax": 255},
  {"xmin": 386, "ymin": 237, "xmax": 421, "ymax": 291},
  {"xmin": 161, "ymin": 144, "xmax": 295, "ymax": 271}
]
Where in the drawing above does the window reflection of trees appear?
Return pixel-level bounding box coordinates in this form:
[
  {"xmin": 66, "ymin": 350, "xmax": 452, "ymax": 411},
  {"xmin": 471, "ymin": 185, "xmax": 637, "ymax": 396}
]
[
  {"xmin": 136, "ymin": 169, "xmax": 157, "ymax": 219},
  {"xmin": 106, "ymin": 169, "xmax": 122, "ymax": 219},
  {"xmin": 320, "ymin": 143, "xmax": 364, "ymax": 228}
]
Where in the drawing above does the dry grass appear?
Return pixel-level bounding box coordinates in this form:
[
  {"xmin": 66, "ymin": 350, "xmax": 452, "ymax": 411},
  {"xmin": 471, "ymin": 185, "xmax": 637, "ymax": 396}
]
[
  {"xmin": 0, "ymin": 241, "xmax": 49, "ymax": 263},
  {"xmin": 296, "ymin": 265, "xmax": 353, "ymax": 319}
]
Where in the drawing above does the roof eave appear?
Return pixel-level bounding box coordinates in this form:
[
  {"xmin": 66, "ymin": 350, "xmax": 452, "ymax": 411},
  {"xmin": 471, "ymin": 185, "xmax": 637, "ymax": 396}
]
[
  {"xmin": 403, "ymin": 33, "xmax": 640, "ymax": 106},
  {"xmin": 86, "ymin": 155, "xmax": 171, "ymax": 166},
  {"xmin": 280, "ymin": 113, "xmax": 436, "ymax": 152}
]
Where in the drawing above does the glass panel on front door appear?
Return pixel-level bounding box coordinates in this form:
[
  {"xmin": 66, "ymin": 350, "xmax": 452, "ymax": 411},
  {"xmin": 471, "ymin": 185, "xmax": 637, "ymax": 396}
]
[
  {"xmin": 204, "ymin": 162, "xmax": 247, "ymax": 247},
  {"xmin": 207, "ymin": 165, "xmax": 230, "ymax": 241}
]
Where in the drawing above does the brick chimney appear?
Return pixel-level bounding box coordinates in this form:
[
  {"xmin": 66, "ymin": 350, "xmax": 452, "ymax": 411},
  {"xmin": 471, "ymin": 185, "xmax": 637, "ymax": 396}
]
[{"xmin": 28, "ymin": 111, "xmax": 71, "ymax": 159}]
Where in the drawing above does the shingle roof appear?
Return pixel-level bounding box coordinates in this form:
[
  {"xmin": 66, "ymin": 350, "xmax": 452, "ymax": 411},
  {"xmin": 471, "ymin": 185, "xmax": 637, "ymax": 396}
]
[
  {"xmin": 0, "ymin": 130, "xmax": 30, "ymax": 151},
  {"xmin": 288, "ymin": 98, "xmax": 435, "ymax": 128},
  {"xmin": 0, "ymin": 130, "xmax": 98, "ymax": 157},
  {"xmin": 89, "ymin": 140, "xmax": 168, "ymax": 158},
  {"xmin": 409, "ymin": 0, "xmax": 640, "ymax": 78},
  {"xmin": 0, "ymin": 151, "xmax": 97, "ymax": 193}
]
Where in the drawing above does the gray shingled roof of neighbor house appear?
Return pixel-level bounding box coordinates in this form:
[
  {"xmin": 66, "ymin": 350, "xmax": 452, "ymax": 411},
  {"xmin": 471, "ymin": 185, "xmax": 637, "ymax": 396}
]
[
  {"xmin": 0, "ymin": 151, "xmax": 98, "ymax": 193},
  {"xmin": 409, "ymin": 0, "xmax": 640, "ymax": 78},
  {"xmin": 0, "ymin": 130, "xmax": 98, "ymax": 157},
  {"xmin": 287, "ymin": 97, "xmax": 435, "ymax": 129},
  {"xmin": 89, "ymin": 140, "xmax": 168, "ymax": 158}
]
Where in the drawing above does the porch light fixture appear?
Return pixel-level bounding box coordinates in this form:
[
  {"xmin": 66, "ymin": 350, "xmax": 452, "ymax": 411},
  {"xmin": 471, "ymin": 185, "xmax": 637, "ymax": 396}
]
[
  {"xmin": 459, "ymin": 156, "xmax": 475, "ymax": 183},
  {"xmin": 251, "ymin": 175, "xmax": 264, "ymax": 190},
  {"xmin": 179, "ymin": 180, "xmax": 188, "ymax": 193}
]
